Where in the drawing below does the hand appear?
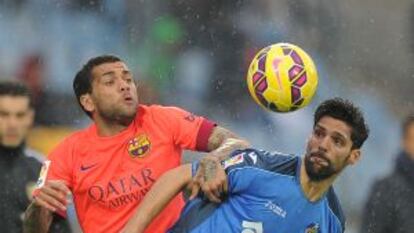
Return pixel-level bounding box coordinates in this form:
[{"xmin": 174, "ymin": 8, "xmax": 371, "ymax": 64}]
[
  {"xmin": 33, "ymin": 180, "xmax": 71, "ymax": 213},
  {"xmin": 190, "ymin": 155, "xmax": 228, "ymax": 203}
]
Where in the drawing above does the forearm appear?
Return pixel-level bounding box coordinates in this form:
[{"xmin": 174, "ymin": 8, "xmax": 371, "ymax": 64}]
[
  {"xmin": 123, "ymin": 164, "xmax": 192, "ymax": 233},
  {"xmin": 210, "ymin": 138, "xmax": 250, "ymax": 161},
  {"xmin": 23, "ymin": 202, "xmax": 53, "ymax": 233},
  {"xmin": 207, "ymin": 126, "xmax": 250, "ymax": 161},
  {"xmin": 195, "ymin": 127, "xmax": 249, "ymax": 195}
]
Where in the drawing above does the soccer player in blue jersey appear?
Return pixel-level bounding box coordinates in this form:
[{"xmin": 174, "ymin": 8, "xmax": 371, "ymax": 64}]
[{"xmin": 122, "ymin": 98, "xmax": 369, "ymax": 233}]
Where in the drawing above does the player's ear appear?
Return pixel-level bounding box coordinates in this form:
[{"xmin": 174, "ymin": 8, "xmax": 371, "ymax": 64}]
[
  {"xmin": 80, "ymin": 94, "xmax": 95, "ymax": 113},
  {"xmin": 347, "ymin": 149, "xmax": 361, "ymax": 165}
]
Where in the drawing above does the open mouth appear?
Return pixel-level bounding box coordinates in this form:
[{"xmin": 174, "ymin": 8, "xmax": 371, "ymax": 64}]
[
  {"xmin": 310, "ymin": 155, "xmax": 329, "ymax": 166},
  {"xmin": 123, "ymin": 96, "xmax": 135, "ymax": 105}
]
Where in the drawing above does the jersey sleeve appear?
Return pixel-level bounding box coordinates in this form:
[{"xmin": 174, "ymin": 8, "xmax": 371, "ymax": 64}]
[
  {"xmin": 35, "ymin": 136, "xmax": 75, "ymax": 191},
  {"xmin": 47, "ymin": 141, "xmax": 74, "ymax": 187},
  {"xmin": 33, "ymin": 136, "xmax": 76, "ymax": 218},
  {"xmin": 222, "ymin": 149, "xmax": 299, "ymax": 194},
  {"xmin": 152, "ymin": 106, "xmax": 216, "ymax": 151}
]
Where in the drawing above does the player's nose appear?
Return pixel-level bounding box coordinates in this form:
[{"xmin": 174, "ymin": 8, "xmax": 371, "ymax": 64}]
[
  {"xmin": 318, "ymin": 136, "xmax": 330, "ymax": 150},
  {"xmin": 119, "ymin": 79, "xmax": 131, "ymax": 92}
]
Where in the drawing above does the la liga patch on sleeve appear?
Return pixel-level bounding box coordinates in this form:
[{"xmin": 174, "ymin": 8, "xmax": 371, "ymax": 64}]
[
  {"xmin": 223, "ymin": 153, "xmax": 244, "ymax": 169},
  {"xmin": 36, "ymin": 160, "xmax": 51, "ymax": 188}
]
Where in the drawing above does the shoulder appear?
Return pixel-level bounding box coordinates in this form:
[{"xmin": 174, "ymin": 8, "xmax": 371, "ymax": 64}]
[
  {"xmin": 59, "ymin": 129, "xmax": 89, "ymax": 146},
  {"xmin": 21, "ymin": 148, "xmax": 43, "ymax": 172},
  {"xmin": 365, "ymin": 171, "xmax": 412, "ymax": 212},
  {"xmin": 47, "ymin": 129, "xmax": 88, "ymax": 159},
  {"xmin": 142, "ymin": 104, "xmax": 187, "ymax": 114},
  {"xmin": 24, "ymin": 148, "xmax": 45, "ymax": 163},
  {"xmin": 139, "ymin": 104, "xmax": 188, "ymax": 121},
  {"xmin": 223, "ymin": 148, "xmax": 299, "ymax": 176},
  {"xmin": 370, "ymin": 172, "xmax": 404, "ymax": 196},
  {"xmin": 326, "ymin": 187, "xmax": 346, "ymax": 232},
  {"xmin": 140, "ymin": 104, "xmax": 206, "ymax": 129}
]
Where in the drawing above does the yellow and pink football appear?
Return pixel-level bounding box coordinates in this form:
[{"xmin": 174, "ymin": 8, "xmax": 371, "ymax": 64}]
[{"xmin": 246, "ymin": 43, "xmax": 318, "ymax": 112}]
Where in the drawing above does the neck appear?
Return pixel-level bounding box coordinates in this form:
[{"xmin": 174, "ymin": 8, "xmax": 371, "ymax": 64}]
[
  {"xmin": 0, "ymin": 142, "xmax": 25, "ymax": 156},
  {"xmin": 94, "ymin": 116, "xmax": 133, "ymax": 137},
  {"xmin": 299, "ymin": 157, "xmax": 337, "ymax": 202}
]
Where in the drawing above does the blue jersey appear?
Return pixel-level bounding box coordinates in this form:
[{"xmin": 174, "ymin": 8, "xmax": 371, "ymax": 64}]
[{"xmin": 170, "ymin": 149, "xmax": 345, "ymax": 233}]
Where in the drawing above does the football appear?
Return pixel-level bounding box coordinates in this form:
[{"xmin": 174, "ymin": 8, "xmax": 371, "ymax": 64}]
[{"xmin": 246, "ymin": 43, "xmax": 318, "ymax": 112}]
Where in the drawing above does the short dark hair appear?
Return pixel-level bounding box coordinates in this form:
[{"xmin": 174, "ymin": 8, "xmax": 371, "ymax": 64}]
[
  {"xmin": 0, "ymin": 81, "xmax": 33, "ymax": 108},
  {"xmin": 402, "ymin": 114, "xmax": 414, "ymax": 137},
  {"xmin": 314, "ymin": 98, "xmax": 369, "ymax": 149},
  {"xmin": 73, "ymin": 55, "xmax": 122, "ymax": 117}
]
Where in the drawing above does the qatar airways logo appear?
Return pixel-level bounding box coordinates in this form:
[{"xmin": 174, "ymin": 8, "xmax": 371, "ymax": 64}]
[{"xmin": 87, "ymin": 168, "xmax": 156, "ymax": 209}]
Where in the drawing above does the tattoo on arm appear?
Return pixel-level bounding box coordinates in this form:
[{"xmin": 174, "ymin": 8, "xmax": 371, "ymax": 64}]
[
  {"xmin": 207, "ymin": 126, "xmax": 250, "ymax": 161},
  {"xmin": 207, "ymin": 126, "xmax": 236, "ymax": 151},
  {"xmin": 203, "ymin": 160, "xmax": 217, "ymax": 181},
  {"xmin": 199, "ymin": 127, "xmax": 250, "ymax": 182},
  {"xmin": 23, "ymin": 202, "xmax": 53, "ymax": 233}
]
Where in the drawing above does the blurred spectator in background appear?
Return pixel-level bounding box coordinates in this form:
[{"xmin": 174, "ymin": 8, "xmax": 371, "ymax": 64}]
[
  {"xmin": 132, "ymin": 15, "xmax": 185, "ymax": 102},
  {"xmin": 16, "ymin": 54, "xmax": 48, "ymax": 124},
  {"xmin": 17, "ymin": 54, "xmax": 44, "ymax": 105},
  {"xmin": 360, "ymin": 115, "xmax": 414, "ymax": 233},
  {"xmin": 0, "ymin": 81, "xmax": 71, "ymax": 233}
]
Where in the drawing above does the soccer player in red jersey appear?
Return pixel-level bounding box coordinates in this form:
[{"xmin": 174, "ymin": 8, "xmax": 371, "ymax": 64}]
[{"xmin": 23, "ymin": 55, "xmax": 249, "ymax": 233}]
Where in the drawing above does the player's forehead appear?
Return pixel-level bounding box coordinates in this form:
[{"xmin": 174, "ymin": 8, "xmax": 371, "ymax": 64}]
[
  {"xmin": 0, "ymin": 95, "xmax": 30, "ymax": 111},
  {"xmin": 91, "ymin": 61, "xmax": 130, "ymax": 78},
  {"xmin": 315, "ymin": 116, "xmax": 352, "ymax": 140}
]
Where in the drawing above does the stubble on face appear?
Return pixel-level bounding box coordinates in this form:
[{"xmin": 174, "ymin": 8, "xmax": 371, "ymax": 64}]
[
  {"xmin": 0, "ymin": 96, "xmax": 33, "ymax": 147},
  {"xmin": 304, "ymin": 117, "xmax": 353, "ymax": 181},
  {"xmin": 90, "ymin": 62, "xmax": 139, "ymax": 125}
]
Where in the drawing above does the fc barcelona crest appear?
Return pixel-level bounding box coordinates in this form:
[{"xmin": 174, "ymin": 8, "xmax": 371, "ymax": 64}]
[
  {"xmin": 305, "ymin": 223, "xmax": 320, "ymax": 233},
  {"xmin": 128, "ymin": 134, "xmax": 151, "ymax": 158}
]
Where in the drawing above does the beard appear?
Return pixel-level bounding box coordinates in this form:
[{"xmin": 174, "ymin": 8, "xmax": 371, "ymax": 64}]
[{"xmin": 304, "ymin": 150, "xmax": 339, "ymax": 181}]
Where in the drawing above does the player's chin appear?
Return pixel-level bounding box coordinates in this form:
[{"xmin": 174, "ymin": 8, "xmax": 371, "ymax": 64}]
[
  {"xmin": 120, "ymin": 107, "xmax": 137, "ymax": 118},
  {"xmin": 2, "ymin": 138, "xmax": 23, "ymax": 148},
  {"xmin": 121, "ymin": 101, "xmax": 137, "ymax": 110},
  {"xmin": 307, "ymin": 164, "xmax": 325, "ymax": 176},
  {"xmin": 307, "ymin": 168, "xmax": 334, "ymax": 181},
  {"xmin": 305, "ymin": 160, "xmax": 333, "ymax": 179}
]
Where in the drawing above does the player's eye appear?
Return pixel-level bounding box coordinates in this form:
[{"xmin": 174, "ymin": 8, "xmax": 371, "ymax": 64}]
[
  {"xmin": 16, "ymin": 112, "xmax": 26, "ymax": 119},
  {"xmin": 314, "ymin": 129, "xmax": 324, "ymax": 138},
  {"xmin": 123, "ymin": 73, "xmax": 133, "ymax": 83},
  {"xmin": 0, "ymin": 111, "xmax": 8, "ymax": 117},
  {"xmin": 104, "ymin": 80, "xmax": 115, "ymax": 86},
  {"xmin": 332, "ymin": 137, "xmax": 345, "ymax": 147}
]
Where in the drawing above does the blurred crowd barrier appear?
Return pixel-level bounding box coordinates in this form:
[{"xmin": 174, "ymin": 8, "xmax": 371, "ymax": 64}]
[{"xmin": 27, "ymin": 127, "xmax": 75, "ymax": 155}]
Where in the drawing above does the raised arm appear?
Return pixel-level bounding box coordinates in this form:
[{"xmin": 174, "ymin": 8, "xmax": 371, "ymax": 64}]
[
  {"xmin": 192, "ymin": 126, "xmax": 250, "ymax": 202},
  {"xmin": 206, "ymin": 126, "xmax": 250, "ymax": 160},
  {"xmin": 122, "ymin": 164, "xmax": 193, "ymax": 233}
]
